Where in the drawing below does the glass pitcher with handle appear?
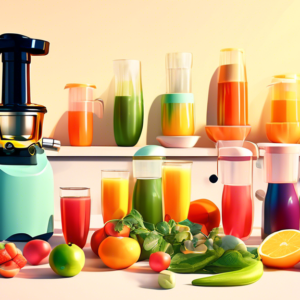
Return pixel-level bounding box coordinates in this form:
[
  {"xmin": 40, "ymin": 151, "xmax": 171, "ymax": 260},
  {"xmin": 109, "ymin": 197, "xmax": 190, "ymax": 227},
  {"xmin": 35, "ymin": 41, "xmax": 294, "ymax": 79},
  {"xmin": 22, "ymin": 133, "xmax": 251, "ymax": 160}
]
[{"xmin": 65, "ymin": 84, "xmax": 104, "ymax": 146}]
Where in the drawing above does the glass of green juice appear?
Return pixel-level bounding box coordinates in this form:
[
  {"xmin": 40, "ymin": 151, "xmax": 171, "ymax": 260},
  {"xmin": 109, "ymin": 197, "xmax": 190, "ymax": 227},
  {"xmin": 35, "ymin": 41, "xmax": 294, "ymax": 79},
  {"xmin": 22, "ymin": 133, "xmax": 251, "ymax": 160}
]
[{"xmin": 113, "ymin": 59, "xmax": 144, "ymax": 147}]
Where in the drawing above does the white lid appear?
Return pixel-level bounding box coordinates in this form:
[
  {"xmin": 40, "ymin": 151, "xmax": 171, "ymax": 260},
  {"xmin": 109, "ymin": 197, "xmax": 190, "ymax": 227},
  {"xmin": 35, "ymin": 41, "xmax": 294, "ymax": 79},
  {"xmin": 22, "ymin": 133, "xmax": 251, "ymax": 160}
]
[{"xmin": 219, "ymin": 147, "xmax": 252, "ymax": 157}]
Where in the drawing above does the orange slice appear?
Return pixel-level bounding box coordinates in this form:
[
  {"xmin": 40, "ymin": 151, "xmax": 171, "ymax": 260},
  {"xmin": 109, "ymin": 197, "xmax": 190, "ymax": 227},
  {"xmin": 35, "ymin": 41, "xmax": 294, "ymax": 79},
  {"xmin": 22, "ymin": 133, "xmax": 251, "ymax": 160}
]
[{"xmin": 259, "ymin": 230, "xmax": 300, "ymax": 268}]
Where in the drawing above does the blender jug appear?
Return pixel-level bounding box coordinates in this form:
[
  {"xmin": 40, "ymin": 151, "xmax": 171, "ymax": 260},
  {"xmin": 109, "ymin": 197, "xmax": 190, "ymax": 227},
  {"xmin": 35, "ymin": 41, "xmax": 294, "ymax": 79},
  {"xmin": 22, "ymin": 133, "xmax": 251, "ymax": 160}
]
[
  {"xmin": 218, "ymin": 48, "xmax": 248, "ymax": 126},
  {"xmin": 162, "ymin": 52, "xmax": 194, "ymax": 136},
  {"xmin": 65, "ymin": 84, "xmax": 103, "ymax": 146},
  {"xmin": 266, "ymin": 74, "xmax": 300, "ymax": 143},
  {"xmin": 132, "ymin": 146, "xmax": 165, "ymax": 224},
  {"xmin": 218, "ymin": 145, "xmax": 255, "ymax": 240},
  {"xmin": 113, "ymin": 59, "xmax": 144, "ymax": 146},
  {"xmin": 257, "ymin": 143, "xmax": 300, "ymax": 238}
]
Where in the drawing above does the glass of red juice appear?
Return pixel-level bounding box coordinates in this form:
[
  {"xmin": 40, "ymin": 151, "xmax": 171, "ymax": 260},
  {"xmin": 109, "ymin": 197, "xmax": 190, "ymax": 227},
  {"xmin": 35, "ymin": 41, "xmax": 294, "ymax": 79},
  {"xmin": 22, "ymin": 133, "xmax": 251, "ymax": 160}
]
[{"xmin": 60, "ymin": 187, "xmax": 91, "ymax": 248}]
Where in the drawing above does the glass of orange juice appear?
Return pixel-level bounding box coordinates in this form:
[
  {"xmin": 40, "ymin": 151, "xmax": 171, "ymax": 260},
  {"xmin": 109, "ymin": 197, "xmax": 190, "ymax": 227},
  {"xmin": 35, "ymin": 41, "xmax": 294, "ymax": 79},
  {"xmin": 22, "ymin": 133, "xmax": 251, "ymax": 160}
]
[
  {"xmin": 162, "ymin": 161, "xmax": 192, "ymax": 222},
  {"xmin": 101, "ymin": 170, "xmax": 129, "ymax": 223}
]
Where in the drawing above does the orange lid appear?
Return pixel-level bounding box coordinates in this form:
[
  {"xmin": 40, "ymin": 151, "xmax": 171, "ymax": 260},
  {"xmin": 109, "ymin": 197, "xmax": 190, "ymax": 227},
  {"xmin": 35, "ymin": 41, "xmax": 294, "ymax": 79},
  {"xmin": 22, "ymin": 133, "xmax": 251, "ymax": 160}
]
[{"xmin": 64, "ymin": 83, "xmax": 96, "ymax": 89}]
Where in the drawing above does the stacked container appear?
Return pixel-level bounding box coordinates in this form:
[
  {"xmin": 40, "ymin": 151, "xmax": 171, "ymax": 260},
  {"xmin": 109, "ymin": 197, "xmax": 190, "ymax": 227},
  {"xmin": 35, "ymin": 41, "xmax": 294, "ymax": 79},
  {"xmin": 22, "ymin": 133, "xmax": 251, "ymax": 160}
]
[{"xmin": 157, "ymin": 53, "xmax": 199, "ymax": 148}]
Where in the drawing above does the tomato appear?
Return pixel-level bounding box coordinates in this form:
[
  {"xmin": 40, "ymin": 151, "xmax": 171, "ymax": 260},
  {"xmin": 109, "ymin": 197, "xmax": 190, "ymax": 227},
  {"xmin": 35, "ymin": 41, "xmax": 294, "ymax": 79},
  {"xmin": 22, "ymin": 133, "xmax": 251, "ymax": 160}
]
[
  {"xmin": 98, "ymin": 237, "xmax": 140, "ymax": 270},
  {"xmin": 104, "ymin": 221, "xmax": 130, "ymax": 237},
  {"xmin": 90, "ymin": 228, "xmax": 107, "ymax": 256},
  {"xmin": 149, "ymin": 252, "xmax": 171, "ymax": 272},
  {"xmin": 23, "ymin": 240, "xmax": 51, "ymax": 265}
]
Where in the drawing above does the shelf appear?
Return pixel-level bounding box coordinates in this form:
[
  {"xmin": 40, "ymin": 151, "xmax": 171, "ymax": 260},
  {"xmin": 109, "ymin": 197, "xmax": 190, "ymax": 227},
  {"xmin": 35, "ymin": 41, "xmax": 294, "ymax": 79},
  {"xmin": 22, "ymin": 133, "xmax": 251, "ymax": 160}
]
[{"xmin": 46, "ymin": 146, "xmax": 218, "ymax": 157}]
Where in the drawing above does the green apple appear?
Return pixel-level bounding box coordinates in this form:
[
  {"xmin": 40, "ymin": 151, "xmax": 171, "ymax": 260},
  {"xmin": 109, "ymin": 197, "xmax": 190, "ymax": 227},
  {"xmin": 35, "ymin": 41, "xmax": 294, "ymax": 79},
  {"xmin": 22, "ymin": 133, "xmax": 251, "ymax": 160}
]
[{"xmin": 49, "ymin": 243, "xmax": 85, "ymax": 277}]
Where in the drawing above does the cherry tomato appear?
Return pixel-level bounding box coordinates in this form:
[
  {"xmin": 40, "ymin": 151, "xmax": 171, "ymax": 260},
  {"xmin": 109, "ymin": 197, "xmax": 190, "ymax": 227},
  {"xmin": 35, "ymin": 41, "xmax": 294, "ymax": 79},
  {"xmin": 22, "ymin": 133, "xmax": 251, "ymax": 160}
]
[
  {"xmin": 91, "ymin": 228, "xmax": 107, "ymax": 256},
  {"xmin": 149, "ymin": 252, "xmax": 171, "ymax": 272},
  {"xmin": 104, "ymin": 221, "xmax": 130, "ymax": 237}
]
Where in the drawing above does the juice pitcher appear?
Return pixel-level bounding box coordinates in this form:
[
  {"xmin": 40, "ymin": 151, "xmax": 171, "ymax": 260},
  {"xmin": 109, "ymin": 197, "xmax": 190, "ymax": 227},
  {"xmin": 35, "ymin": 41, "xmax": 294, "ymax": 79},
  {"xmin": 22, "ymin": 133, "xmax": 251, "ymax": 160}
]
[
  {"xmin": 132, "ymin": 146, "xmax": 165, "ymax": 224},
  {"xmin": 217, "ymin": 141, "xmax": 258, "ymax": 240},
  {"xmin": 65, "ymin": 84, "xmax": 104, "ymax": 146},
  {"xmin": 113, "ymin": 59, "xmax": 144, "ymax": 146},
  {"xmin": 218, "ymin": 48, "xmax": 248, "ymax": 126},
  {"xmin": 266, "ymin": 74, "xmax": 300, "ymax": 143},
  {"xmin": 257, "ymin": 143, "xmax": 300, "ymax": 238}
]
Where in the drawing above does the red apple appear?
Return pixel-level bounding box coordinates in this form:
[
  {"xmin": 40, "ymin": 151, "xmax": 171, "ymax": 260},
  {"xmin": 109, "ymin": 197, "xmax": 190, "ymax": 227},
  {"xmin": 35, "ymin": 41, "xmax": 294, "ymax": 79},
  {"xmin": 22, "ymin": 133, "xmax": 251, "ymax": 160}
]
[{"xmin": 23, "ymin": 240, "xmax": 51, "ymax": 265}]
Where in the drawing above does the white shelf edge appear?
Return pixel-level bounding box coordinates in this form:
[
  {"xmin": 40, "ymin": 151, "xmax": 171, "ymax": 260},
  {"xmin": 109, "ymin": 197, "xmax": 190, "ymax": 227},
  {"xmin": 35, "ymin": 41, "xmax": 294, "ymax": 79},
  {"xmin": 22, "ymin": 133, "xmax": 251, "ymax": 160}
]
[{"xmin": 46, "ymin": 146, "xmax": 218, "ymax": 157}]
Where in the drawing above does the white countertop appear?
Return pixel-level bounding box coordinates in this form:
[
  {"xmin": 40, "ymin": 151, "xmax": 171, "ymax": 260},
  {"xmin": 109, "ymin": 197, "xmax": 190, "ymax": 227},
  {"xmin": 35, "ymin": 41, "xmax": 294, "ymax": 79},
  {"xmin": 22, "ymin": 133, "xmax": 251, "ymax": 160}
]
[{"xmin": 2, "ymin": 217, "xmax": 299, "ymax": 300}]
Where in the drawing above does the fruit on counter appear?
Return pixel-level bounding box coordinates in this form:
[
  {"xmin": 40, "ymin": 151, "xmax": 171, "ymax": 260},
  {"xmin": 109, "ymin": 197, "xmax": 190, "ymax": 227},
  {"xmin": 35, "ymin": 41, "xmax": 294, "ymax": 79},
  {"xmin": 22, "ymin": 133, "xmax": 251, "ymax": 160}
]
[
  {"xmin": 23, "ymin": 240, "xmax": 51, "ymax": 265},
  {"xmin": 258, "ymin": 229, "xmax": 300, "ymax": 268},
  {"xmin": 49, "ymin": 243, "xmax": 85, "ymax": 277},
  {"xmin": 188, "ymin": 199, "xmax": 220, "ymax": 233},
  {"xmin": 105, "ymin": 221, "xmax": 130, "ymax": 237},
  {"xmin": 0, "ymin": 261, "xmax": 20, "ymax": 278},
  {"xmin": 0, "ymin": 242, "xmax": 27, "ymax": 278},
  {"xmin": 158, "ymin": 270, "xmax": 176, "ymax": 289},
  {"xmin": 91, "ymin": 227, "xmax": 107, "ymax": 256},
  {"xmin": 99, "ymin": 237, "xmax": 140, "ymax": 270},
  {"xmin": 220, "ymin": 235, "xmax": 247, "ymax": 252},
  {"xmin": 0, "ymin": 242, "xmax": 18, "ymax": 264},
  {"xmin": 192, "ymin": 260, "xmax": 263, "ymax": 286},
  {"xmin": 149, "ymin": 252, "xmax": 171, "ymax": 272}
]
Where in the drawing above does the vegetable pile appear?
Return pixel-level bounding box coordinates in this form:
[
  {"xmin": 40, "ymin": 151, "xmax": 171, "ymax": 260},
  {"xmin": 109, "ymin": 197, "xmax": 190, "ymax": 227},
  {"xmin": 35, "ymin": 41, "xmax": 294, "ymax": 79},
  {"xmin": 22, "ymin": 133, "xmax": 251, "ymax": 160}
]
[{"xmin": 107, "ymin": 209, "xmax": 263, "ymax": 286}]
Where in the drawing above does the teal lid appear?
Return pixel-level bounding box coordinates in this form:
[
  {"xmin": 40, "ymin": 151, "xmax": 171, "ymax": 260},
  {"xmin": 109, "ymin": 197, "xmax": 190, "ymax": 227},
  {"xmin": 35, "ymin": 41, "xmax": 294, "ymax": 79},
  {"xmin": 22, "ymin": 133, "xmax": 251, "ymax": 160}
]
[
  {"xmin": 161, "ymin": 93, "xmax": 194, "ymax": 104},
  {"xmin": 134, "ymin": 145, "xmax": 166, "ymax": 157}
]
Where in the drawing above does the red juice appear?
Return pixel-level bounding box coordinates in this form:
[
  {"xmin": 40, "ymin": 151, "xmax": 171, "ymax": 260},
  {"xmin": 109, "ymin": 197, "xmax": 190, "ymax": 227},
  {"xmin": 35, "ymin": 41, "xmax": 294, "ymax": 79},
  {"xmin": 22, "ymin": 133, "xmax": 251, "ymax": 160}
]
[
  {"xmin": 61, "ymin": 197, "xmax": 91, "ymax": 248},
  {"xmin": 222, "ymin": 185, "xmax": 253, "ymax": 240},
  {"xmin": 217, "ymin": 81, "xmax": 248, "ymax": 126}
]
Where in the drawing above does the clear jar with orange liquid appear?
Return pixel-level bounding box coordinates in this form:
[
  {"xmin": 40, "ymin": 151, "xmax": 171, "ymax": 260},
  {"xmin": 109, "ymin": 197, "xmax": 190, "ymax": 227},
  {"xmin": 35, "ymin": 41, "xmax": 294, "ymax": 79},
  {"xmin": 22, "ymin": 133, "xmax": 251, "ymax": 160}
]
[
  {"xmin": 217, "ymin": 48, "xmax": 248, "ymax": 126},
  {"xmin": 266, "ymin": 75, "xmax": 300, "ymax": 143},
  {"xmin": 65, "ymin": 84, "xmax": 104, "ymax": 146},
  {"xmin": 162, "ymin": 161, "xmax": 192, "ymax": 222}
]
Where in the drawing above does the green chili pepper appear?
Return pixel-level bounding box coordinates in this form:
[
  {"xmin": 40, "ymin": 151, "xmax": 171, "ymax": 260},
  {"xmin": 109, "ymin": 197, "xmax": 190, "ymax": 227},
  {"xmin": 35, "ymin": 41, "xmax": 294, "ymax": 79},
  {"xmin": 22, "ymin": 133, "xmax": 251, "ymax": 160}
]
[{"xmin": 192, "ymin": 261, "xmax": 263, "ymax": 286}]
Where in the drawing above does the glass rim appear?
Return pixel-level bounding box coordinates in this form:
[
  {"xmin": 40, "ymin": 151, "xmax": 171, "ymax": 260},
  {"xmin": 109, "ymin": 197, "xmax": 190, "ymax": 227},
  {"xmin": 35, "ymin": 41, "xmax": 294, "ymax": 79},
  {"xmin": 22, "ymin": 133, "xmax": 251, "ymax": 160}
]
[
  {"xmin": 113, "ymin": 59, "xmax": 140, "ymax": 62},
  {"xmin": 101, "ymin": 170, "xmax": 130, "ymax": 173},
  {"xmin": 60, "ymin": 187, "xmax": 90, "ymax": 190},
  {"xmin": 163, "ymin": 160, "xmax": 193, "ymax": 164}
]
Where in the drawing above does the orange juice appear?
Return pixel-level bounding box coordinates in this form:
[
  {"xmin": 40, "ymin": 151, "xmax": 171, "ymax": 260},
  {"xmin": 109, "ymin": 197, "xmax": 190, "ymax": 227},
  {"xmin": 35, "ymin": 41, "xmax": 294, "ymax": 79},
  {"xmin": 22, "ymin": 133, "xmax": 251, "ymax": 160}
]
[
  {"xmin": 162, "ymin": 103, "xmax": 194, "ymax": 136},
  {"xmin": 162, "ymin": 163, "xmax": 192, "ymax": 222},
  {"xmin": 271, "ymin": 100, "xmax": 300, "ymax": 122},
  {"xmin": 68, "ymin": 111, "xmax": 93, "ymax": 146},
  {"xmin": 101, "ymin": 178, "xmax": 129, "ymax": 223}
]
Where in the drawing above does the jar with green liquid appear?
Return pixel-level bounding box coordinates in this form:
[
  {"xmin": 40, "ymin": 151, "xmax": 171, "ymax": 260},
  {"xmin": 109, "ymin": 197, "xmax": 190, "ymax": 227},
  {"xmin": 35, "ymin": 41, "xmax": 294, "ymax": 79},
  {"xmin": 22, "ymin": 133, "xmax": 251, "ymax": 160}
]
[
  {"xmin": 132, "ymin": 146, "xmax": 166, "ymax": 225},
  {"xmin": 113, "ymin": 59, "xmax": 144, "ymax": 146}
]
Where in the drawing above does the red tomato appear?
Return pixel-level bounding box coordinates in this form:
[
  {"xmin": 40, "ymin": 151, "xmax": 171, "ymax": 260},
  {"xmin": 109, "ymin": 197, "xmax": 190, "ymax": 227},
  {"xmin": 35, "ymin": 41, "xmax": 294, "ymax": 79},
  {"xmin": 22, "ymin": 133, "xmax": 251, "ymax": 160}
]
[
  {"xmin": 91, "ymin": 228, "xmax": 107, "ymax": 256},
  {"xmin": 23, "ymin": 240, "xmax": 51, "ymax": 265},
  {"xmin": 149, "ymin": 252, "xmax": 171, "ymax": 272},
  {"xmin": 104, "ymin": 221, "xmax": 130, "ymax": 237}
]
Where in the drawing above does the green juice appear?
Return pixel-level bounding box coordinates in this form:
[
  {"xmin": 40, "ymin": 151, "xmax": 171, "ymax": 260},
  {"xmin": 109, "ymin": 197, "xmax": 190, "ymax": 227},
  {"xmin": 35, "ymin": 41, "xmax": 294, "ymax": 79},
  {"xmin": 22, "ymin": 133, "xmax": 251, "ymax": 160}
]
[
  {"xmin": 132, "ymin": 178, "xmax": 163, "ymax": 225},
  {"xmin": 113, "ymin": 95, "xmax": 144, "ymax": 146}
]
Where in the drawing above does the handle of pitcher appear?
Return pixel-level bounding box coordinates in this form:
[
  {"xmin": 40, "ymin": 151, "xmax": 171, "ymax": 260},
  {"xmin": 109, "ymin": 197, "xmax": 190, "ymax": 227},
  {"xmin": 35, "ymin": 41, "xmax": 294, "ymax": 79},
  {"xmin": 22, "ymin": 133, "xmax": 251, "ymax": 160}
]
[{"xmin": 94, "ymin": 98, "xmax": 104, "ymax": 119}]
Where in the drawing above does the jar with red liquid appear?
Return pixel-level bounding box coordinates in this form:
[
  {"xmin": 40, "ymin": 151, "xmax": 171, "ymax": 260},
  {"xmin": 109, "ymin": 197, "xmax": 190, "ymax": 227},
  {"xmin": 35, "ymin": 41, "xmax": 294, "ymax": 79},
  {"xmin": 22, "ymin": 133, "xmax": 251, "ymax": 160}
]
[
  {"xmin": 65, "ymin": 84, "xmax": 104, "ymax": 146},
  {"xmin": 218, "ymin": 146, "xmax": 253, "ymax": 240},
  {"xmin": 60, "ymin": 187, "xmax": 91, "ymax": 248},
  {"xmin": 217, "ymin": 48, "xmax": 248, "ymax": 126}
]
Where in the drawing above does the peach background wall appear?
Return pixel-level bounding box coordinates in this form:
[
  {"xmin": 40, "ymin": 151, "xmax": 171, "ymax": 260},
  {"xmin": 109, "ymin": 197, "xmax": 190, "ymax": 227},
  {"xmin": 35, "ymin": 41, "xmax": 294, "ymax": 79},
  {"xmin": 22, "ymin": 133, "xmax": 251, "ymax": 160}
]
[{"xmin": 1, "ymin": 0, "xmax": 300, "ymax": 147}]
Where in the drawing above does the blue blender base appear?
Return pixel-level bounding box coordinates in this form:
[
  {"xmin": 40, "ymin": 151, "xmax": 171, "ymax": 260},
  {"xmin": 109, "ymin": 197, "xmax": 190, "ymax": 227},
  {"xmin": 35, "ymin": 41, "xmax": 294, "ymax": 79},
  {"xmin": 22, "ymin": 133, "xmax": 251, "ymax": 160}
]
[
  {"xmin": 262, "ymin": 183, "xmax": 300, "ymax": 239},
  {"xmin": 0, "ymin": 150, "xmax": 54, "ymax": 242}
]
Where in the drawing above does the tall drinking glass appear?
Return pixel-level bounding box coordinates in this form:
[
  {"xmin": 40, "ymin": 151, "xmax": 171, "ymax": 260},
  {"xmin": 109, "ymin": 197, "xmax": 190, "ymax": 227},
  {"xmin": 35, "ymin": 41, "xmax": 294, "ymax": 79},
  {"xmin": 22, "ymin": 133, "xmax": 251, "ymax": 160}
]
[
  {"xmin": 113, "ymin": 59, "xmax": 144, "ymax": 146},
  {"xmin": 60, "ymin": 187, "xmax": 91, "ymax": 248},
  {"xmin": 101, "ymin": 170, "xmax": 129, "ymax": 223},
  {"xmin": 162, "ymin": 161, "xmax": 192, "ymax": 222}
]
